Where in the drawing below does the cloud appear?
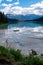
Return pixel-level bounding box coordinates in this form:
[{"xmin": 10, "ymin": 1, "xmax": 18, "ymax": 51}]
[
  {"xmin": 1, "ymin": 3, "xmax": 12, "ymax": 7},
  {"xmin": 30, "ymin": 1, "xmax": 43, "ymax": 8},
  {"xmin": 1, "ymin": 3, "xmax": 8, "ymax": 7},
  {"xmin": 14, "ymin": 0, "xmax": 20, "ymax": 5},
  {"xmin": 10, "ymin": 6, "xmax": 32, "ymax": 15},
  {"xmin": 14, "ymin": 1, "xmax": 20, "ymax": 5},
  {"xmin": 0, "ymin": 3, "xmax": 13, "ymax": 14},
  {"xmin": 7, "ymin": 0, "xmax": 12, "ymax": 2},
  {"xmin": 30, "ymin": 1, "xmax": 43, "ymax": 15},
  {"xmin": 0, "ymin": 0, "xmax": 2, "ymax": 3},
  {"xmin": 0, "ymin": 1, "xmax": 43, "ymax": 15},
  {"xmin": 0, "ymin": 5, "xmax": 32, "ymax": 15}
]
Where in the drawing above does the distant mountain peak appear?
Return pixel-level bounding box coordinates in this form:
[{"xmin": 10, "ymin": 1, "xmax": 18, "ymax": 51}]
[{"xmin": 6, "ymin": 14, "xmax": 43, "ymax": 20}]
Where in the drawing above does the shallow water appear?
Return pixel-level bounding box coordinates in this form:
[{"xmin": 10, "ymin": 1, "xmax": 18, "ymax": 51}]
[{"xmin": 0, "ymin": 21, "xmax": 43, "ymax": 55}]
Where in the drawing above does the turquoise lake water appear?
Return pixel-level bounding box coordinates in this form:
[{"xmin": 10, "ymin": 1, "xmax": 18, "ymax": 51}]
[{"xmin": 0, "ymin": 21, "xmax": 43, "ymax": 55}]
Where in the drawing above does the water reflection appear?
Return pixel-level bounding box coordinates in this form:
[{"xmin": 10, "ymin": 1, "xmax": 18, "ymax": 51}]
[
  {"xmin": 8, "ymin": 21, "xmax": 41, "ymax": 29},
  {"xmin": 0, "ymin": 21, "xmax": 43, "ymax": 55},
  {"xmin": 34, "ymin": 21, "xmax": 43, "ymax": 26}
]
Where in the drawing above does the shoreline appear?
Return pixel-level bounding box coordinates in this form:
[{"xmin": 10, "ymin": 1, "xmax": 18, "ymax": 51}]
[{"xmin": 0, "ymin": 36, "xmax": 43, "ymax": 55}]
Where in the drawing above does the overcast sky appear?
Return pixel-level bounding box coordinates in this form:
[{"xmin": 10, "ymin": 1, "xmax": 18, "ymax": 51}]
[{"xmin": 0, "ymin": 0, "xmax": 43, "ymax": 15}]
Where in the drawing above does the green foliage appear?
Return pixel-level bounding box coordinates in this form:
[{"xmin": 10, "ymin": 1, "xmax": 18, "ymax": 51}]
[
  {"xmin": 27, "ymin": 54, "xmax": 34, "ymax": 65},
  {"xmin": 0, "ymin": 46, "xmax": 43, "ymax": 65},
  {"xmin": 10, "ymin": 49, "xmax": 23, "ymax": 61},
  {"xmin": 41, "ymin": 54, "xmax": 43, "ymax": 56},
  {"xmin": 23, "ymin": 54, "xmax": 43, "ymax": 65},
  {"xmin": 33, "ymin": 57, "xmax": 43, "ymax": 65},
  {"xmin": 0, "ymin": 46, "xmax": 9, "ymax": 55}
]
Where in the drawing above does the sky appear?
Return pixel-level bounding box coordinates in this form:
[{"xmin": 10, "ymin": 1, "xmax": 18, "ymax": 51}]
[{"xmin": 0, "ymin": 0, "xmax": 43, "ymax": 15}]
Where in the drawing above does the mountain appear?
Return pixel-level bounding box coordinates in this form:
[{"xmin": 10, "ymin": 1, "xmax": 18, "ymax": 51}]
[{"xmin": 6, "ymin": 14, "xmax": 42, "ymax": 20}]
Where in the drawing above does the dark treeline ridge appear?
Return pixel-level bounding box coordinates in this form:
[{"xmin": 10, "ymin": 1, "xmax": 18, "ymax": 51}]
[
  {"xmin": 33, "ymin": 17, "xmax": 43, "ymax": 21},
  {"xmin": 25, "ymin": 17, "xmax": 43, "ymax": 21},
  {"xmin": 32, "ymin": 17, "xmax": 43, "ymax": 25},
  {"xmin": 0, "ymin": 12, "xmax": 8, "ymax": 24}
]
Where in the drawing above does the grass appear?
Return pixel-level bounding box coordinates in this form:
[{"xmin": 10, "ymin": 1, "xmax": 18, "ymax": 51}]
[{"xmin": 0, "ymin": 45, "xmax": 43, "ymax": 65}]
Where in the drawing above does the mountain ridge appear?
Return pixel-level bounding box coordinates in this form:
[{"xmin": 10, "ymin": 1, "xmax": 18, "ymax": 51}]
[
  {"xmin": 7, "ymin": 14, "xmax": 42, "ymax": 20},
  {"xmin": 6, "ymin": 14, "xmax": 43, "ymax": 21}
]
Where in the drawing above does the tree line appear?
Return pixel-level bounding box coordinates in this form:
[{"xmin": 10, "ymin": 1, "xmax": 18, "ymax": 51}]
[{"xmin": 0, "ymin": 12, "xmax": 8, "ymax": 24}]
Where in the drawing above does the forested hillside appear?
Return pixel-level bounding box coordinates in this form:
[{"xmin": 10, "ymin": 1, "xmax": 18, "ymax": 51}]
[{"xmin": 0, "ymin": 12, "xmax": 8, "ymax": 24}]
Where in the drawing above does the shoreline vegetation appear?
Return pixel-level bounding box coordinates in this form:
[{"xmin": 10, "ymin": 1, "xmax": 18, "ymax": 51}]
[{"xmin": 0, "ymin": 45, "xmax": 43, "ymax": 65}]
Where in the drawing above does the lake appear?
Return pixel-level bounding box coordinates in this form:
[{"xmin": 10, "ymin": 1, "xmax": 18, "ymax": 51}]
[{"xmin": 0, "ymin": 21, "xmax": 43, "ymax": 55}]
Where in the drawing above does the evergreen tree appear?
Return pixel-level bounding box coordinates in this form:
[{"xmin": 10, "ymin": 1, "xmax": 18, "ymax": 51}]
[{"xmin": 0, "ymin": 12, "xmax": 8, "ymax": 24}]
